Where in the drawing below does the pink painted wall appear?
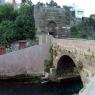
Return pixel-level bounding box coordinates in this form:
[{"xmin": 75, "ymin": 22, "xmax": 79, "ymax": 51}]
[{"xmin": 0, "ymin": 44, "xmax": 49, "ymax": 76}]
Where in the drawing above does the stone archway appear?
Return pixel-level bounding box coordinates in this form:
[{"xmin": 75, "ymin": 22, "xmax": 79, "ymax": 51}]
[
  {"xmin": 53, "ymin": 51, "xmax": 85, "ymax": 84},
  {"xmin": 47, "ymin": 21, "xmax": 57, "ymax": 37},
  {"xmin": 56, "ymin": 55, "xmax": 84, "ymax": 92},
  {"xmin": 56, "ymin": 55, "xmax": 78, "ymax": 77},
  {"xmin": 54, "ymin": 54, "xmax": 84, "ymax": 93}
]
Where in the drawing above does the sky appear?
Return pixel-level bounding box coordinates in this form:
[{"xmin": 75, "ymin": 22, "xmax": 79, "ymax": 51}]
[{"xmin": 6, "ymin": 0, "xmax": 95, "ymax": 17}]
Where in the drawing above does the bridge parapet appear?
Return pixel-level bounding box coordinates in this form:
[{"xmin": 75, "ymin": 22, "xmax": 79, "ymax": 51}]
[{"xmin": 52, "ymin": 38, "xmax": 95, "ymax": 53}]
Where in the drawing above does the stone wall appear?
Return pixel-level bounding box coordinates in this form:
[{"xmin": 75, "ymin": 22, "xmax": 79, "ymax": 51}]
[
  {"xmin": 52, "ymin": 38, "xmax": 95, "ymax": 86},
  {"xmin": 34, "ymin": 4, "xmax": 75, "ymax": 38},
  {"xmin": 0, "ymin": 39, "xmax": 39, "ymax": 55},
  {"xmin": 0, "ymin": 44, "xmax": 49, "ymax": 76}
]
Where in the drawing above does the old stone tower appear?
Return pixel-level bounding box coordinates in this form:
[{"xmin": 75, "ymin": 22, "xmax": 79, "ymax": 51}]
[{"xmin": 34, "ymin": 2, "xmax": 76, "ymax": 38}]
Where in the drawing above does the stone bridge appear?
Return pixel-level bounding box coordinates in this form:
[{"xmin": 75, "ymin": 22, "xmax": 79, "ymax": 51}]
[
  {"xmin": 51, "ymin": 37, "xmax": 95, "ymax": 86},
  {"xmin": 0, "ymin": 35, "xmax": 95, "ymax": 87}
]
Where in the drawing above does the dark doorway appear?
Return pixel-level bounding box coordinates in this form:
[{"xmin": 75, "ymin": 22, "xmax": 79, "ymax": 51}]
[
  {"xmin": 47, "ymin": 21, "xmax": 57, "ymax": 37},
  {"xmin": 56, "ymin": 55, "xmax": 79, "ymax": 78}
]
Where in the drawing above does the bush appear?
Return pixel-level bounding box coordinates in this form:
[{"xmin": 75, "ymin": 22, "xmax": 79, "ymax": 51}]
[
  {"xmin": 0, "ymin": 21, "xmax": 17, "ymax": 47},
  {"xmin": 15, "ymin": 15, "xmax": 35, "ymax": 40},
  {"xmin": 70, "ymin": 26, "xmax": 87, "ymax": 39},
  {"xmin": 0, "ymin": 3, "xmax": 35, "ymax": 47}
]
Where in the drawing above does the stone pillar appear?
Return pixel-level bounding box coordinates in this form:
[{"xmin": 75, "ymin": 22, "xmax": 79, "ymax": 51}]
[
  {"xmin": 0, "ymin": 47, "xmax": 6, "ymax": 55},
  {"xmin": 19, "ymin": 40, "xmax": 26, "ymax": 49},
  {"xmin": 37, "ymin": 33, "xmax": 52, "ymax": 45}
]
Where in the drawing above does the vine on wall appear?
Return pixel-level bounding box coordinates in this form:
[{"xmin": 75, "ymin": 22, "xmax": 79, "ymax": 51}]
[{"xmin": 44, "ymin": 45, "xmax": 54, "ymax": 73}]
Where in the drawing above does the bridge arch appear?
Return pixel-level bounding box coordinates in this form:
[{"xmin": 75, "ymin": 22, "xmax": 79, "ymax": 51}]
[
  {"xmin": 56, "ymin": 55, "xmax": 78, "ymax": 76},
  {"xmin": 56, "ymin": 55, "xmax": 80, "ymax": 77},
  {"xmin": 54, "ymin": 51, "xmax": 79, "ymax": 69},
  {"xmin": 53, "ymin": 51, "xmax": 84, "ymax": 84},
  {"xmin": 53, "ymin": 54, "xmax": 84, "ymax": 92}
]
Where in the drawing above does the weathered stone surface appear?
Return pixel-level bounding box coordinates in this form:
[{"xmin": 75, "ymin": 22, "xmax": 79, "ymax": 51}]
[
  {"xmin": 52, "ymin": 38, "xmax": 95, "ymax": 86},
  {"xmin": 0, "ymin": 44, "xmax": 49, "ymax": 77},
  {"xmin": 34, "ymin": 4, "xmax": 75, "ymax": 38},
  {"xmin": 0, "ymin": 35, "xmax": 95, "ymax": 87}
]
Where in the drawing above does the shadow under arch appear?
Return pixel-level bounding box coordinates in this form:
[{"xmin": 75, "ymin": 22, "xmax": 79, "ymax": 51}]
[
  {"xmin": 56, "ymin": 55, "xmax": 77, "ymax": 76},
  {"xmin": 47, "ymin": 21, "xmax": 57, "ymax": 37},
  {"xmin": 55, "ymin": 55, "xmax": 84, "ymax": 93}
]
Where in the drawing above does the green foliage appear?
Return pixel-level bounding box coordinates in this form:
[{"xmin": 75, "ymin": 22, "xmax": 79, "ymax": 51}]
[
  {"xmin": 0, "ymin": 21, "xmax": 17, "ymax": 47},
  {"xmin": 82, "ymin": 17, "xmax": 95, "ymax": 36},
  {"xmin": 16, "ymin": 3, "xmax": 35, "ymax": 40},
  {"xmin": 15, "ymin": 15, "xmax": 35, "ymax": 40},
  {"xmin": 0, "ymin": 3, "xmax": 35, "ymax": 47},
  {"xmin": 0, "ymin": 4, "xmax": 18, "ymax": 22},
  {"xmin": 70, "ymin": 15, "xmax": 95, "ymax": 39},
  {"xmin": 46, "ymin": 0, "xmax": 59, "ymax": 7},
  {"xmin": 44, "ymin": 60, "xmax": 52, "ymax": 73},
  {"xmin": 19, "ymin": 4, "xmax": 32, "ymax": 16},
  {"xmin": 70, "ymin": 27, "xmax": 78, "ymax": 34},
  {"xmin": 44, "ymin": 46, "xmax": 54, "ymax": 73},
  {"xmin": 70, "ymin": 26, "xmax": 87, "ymax": 39},
  {"xmin": 63, "ymin": 5, "xmax": 72, "ymax": 11}
]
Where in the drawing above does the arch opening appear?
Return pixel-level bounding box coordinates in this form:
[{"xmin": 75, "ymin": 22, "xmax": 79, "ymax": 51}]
[
  {"xmin": 47, "ymin": 21, "xmax": 57, "ymax": 37},
  {"xmin": 56, "ymin": 55, "xmax": 83, "ymax": 93},
  {"xmin": 56, "ymin": 55, "xmax": 79, "ymax": 77}
]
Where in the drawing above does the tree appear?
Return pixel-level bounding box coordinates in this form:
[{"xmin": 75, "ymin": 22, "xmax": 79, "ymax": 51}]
[
  {"xmin": 70, "ymin": 27, "xmax": 78, "ymax": 35},
  {"xmin": 37, "ymin": 2, "xmax": 44, "ymax": 7},
  {"xmin": 16, "ymin": 2, "xmax": 35, "ymax": 40},
  {"xmin": 46, "ymin": 0, "xmax": 59, "ymax": 7},
  {"xmin": 0, "ymin": 4, "xmax": 18, "ymax": 22},
  {"xmin": 15, "ymin": 15, "xmax": 35, "ymax": 40},
  {"xmin": 90, "ymin": 14, "xmax": 95, "ymax": 19},
  {"xmin": 63, "ymin": 5, "xmax": 72, "ymax": 11},
  {"xmin": 19, "ymin": 4, "xmax": 32, "ymax": 16},
  {"xmin": 0, "ymin": 21, "xmax": 17, "ymax": 47},
  {"xmin": 70, "ymin": 26, "xmax": 87, "ymax": 38},
  {"xmin": 0, "ymin": 2, "xmax": 36, "ymax": 47}
]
